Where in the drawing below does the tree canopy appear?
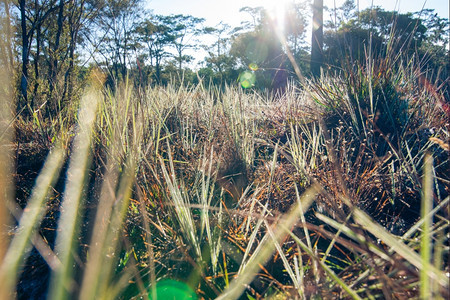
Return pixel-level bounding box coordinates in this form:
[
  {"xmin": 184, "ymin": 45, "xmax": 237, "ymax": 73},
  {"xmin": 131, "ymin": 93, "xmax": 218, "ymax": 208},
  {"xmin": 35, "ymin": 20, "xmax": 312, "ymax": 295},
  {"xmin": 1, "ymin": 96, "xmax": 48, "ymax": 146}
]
[{"xmin": 4, "ymin": 0, "xmax": 448, "ymax": 116}]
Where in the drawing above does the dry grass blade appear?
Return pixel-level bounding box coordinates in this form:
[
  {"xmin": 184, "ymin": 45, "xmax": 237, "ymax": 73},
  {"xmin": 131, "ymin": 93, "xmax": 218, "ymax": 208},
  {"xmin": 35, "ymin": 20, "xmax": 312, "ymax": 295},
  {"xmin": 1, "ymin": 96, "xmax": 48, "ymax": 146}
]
[
  {"xmin": 287, "ymin": 230, "xmax": 363, "ymax": 300},
  {"xmin": 0, "ymin": 146, "xmax": 65, "ymax": 298},
  {"xmin": 0, "ymin": 8, "xmax": 14, "ymax": 300},
  {"xmin": 315, "ymin": 213, "xmax": 391, "ymax": 262},
  {"xmin": 81, "ymin": 82, "xmax": 143, "ymax": 299},
  {"xmin": 216, "ymin": 184, "xmax": 319, "ymax": 300},
  {"xmin": 321, "ymin": 212, "xmax": 353, "ymax": 263},
  {"xmin": 238, "ymin": 202, "xmax": 268, "ymax": 276},
  {"xmin": 137, "ymin": 185, "xmax": 156, "ymax": 300},
  {"xmin": 198, "ymin": 147, "xmax": 222, "ymax": 274},
  {"xmin": 400, "ymin": 197, "xmax": 449, "ymax": 242},
  {"xmin": 265, "ymin": 219, "xmax": 303, "ymax": 297},
  {"xmin": 420, "ymin": 153, "xmax": 433, "ymax": 298},
  {"xmin": 78, "ymin": 151, "xmax": 121, "ymax": 300},
  {"xmin": 351, "ymin": 207, "xmax": 448, "ymax": 288},
  {"xmin": 159, "ymin": 144, "xmax": 202, "ymax": 259},
  {"xmin": 99, "ymin": 155, "xmax": 137, "ymax": 298},
  {"xmin": 49, "ymin": 89, "xmax": 99, "ymax": 300}
]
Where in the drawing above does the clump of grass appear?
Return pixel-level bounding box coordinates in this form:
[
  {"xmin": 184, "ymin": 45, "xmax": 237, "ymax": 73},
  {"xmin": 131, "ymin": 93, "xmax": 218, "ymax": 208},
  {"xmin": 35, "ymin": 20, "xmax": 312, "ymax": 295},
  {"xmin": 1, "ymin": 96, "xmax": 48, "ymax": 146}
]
[{"xmin": 303, "ymin": 49, "xmax": 448, "ymax": 228}]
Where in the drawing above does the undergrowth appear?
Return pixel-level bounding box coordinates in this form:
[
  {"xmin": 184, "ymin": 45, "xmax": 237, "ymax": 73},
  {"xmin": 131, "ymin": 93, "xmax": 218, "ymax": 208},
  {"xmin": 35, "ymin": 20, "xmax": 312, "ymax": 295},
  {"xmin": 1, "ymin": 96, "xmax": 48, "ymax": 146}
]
[{"xmin": 0, "ymin": 56, "xmax": 449, "ymax": 300}]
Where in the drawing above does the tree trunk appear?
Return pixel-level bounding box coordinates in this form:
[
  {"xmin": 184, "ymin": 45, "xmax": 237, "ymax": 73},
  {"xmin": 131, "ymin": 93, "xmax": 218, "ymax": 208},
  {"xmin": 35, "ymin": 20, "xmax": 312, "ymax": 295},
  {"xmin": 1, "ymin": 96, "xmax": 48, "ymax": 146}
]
[
  {"xmin": 311, "ymin": 0, "xmax": 323, "ymax": 77},
  {"xmin": 155, "ymin": 59, "xmax": 161, "ymax": 83},
  {"xmin": 32, "ymin": 21, "xmax": 41, "ymax": 106},
  {"xmin": 48, "ymin": 0, "xmax": 64, "ymax": 115},
  {"xmin": 178, "ymin": 50, "xmax": 182, "ymax": 72},
  {"xmin": 19, "ymin": 0, "xmax": 29, "ymax": 114},
  {"xmin": 63, "ymin": 0, "xmax": 82, "ymax": 105}
]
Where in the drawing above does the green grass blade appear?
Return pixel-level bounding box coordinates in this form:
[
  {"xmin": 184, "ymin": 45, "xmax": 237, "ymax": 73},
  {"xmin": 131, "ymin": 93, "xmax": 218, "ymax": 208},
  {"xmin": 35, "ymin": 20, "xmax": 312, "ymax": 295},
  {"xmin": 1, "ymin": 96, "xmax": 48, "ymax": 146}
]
[
  {"xmin": 265, "ymin": 219, "xmax": 302, "ymax": 296},
  {"xmin": 400, "ymin": 197, "xmax": 449, "ymax": 242},
  {"xmin": 287, "ymin": 231, "xmax": 362, "ymax": 300},
  {"xmin": 159, "ymin": 145, "xmax": 201, "ymax": 259},
  {"xmin": 217, "ymin": 184, "xmax": 319, "ymax": 300},
  {"xmin": 97, "ymin": 156, "xmax": 137, "ymax": 297},
  {"xmin": 238, "ymin": 202, "xmax": 268, "ymax": 275},
  {"xmin": 79, "ymin": 154, "xmax": 121, "ymax": 300}
]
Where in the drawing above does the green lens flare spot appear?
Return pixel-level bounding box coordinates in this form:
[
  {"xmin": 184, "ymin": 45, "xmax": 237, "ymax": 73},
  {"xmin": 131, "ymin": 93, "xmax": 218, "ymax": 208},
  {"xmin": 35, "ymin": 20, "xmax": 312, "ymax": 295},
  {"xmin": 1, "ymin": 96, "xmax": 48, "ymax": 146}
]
[
  {"xmin": 249, "ymin": 63, "xmax": 259, "ymax": 71},
  {"xmin": 239, "ymin": 71, "xmax": 256, "ymax": 89},
  {"xmin": 149, "ymin": 280, "xmax": 197, "ymax": 300}
]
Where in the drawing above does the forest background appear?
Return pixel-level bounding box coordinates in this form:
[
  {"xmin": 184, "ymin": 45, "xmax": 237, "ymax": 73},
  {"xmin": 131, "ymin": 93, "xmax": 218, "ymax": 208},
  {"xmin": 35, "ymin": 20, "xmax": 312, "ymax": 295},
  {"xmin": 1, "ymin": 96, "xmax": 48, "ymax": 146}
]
[{"xmin": 2, "ymin": 0, "xmax": 449, "ymax": 116}]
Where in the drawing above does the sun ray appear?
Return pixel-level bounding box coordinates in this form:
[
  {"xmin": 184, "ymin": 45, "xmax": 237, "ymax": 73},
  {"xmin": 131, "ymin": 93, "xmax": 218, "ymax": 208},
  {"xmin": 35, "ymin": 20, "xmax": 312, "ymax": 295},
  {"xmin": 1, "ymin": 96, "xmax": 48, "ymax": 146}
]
[{"xmin": 260, "ymin": 0, "xmax": 293, "ymax": 34}]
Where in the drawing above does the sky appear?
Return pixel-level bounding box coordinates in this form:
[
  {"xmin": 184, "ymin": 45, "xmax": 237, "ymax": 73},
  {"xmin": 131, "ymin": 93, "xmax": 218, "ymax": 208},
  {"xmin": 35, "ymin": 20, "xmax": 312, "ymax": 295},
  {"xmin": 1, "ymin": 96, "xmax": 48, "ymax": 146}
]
[
  {"xmin": 145, "ymin": 0, "xmax": 449, "ymax": 66},
  {"xmin": 146, "ymin": 0, "xmax": 449, "ymax": 28}
]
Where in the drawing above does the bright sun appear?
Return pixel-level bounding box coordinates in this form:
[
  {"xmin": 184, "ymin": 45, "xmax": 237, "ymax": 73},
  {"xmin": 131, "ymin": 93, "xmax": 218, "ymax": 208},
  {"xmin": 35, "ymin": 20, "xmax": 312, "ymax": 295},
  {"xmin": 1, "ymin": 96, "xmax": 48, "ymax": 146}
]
[
  {"xmin": 259, "ymin": 0, "xmax": 292, "ymax": 33},
  {"xmin": 230, "ymin": 0, "xmax": 293, "ymax": 33}
]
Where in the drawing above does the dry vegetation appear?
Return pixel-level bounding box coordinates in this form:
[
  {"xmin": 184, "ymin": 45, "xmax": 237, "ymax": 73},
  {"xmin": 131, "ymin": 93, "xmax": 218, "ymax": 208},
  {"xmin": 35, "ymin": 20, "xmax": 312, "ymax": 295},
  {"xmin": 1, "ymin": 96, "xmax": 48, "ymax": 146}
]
[{"xmin": 0, "ymin": 54, "xmax": 449, "ymax": 300}]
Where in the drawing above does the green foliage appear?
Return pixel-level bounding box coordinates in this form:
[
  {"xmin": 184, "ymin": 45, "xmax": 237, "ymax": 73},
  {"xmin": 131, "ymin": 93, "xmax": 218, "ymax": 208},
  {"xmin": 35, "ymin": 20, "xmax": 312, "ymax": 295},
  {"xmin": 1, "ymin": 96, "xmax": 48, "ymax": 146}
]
[
  {"xmin": 324, "ymin": 5, "xmax": 449, "ymax": 83},
  {"xmin": 14, "ymin": 0, "xmax": 102, "ymax": 117},
  {"xmin": 11, "ymin": 0, "xmax": 449, "ymax": 119}
]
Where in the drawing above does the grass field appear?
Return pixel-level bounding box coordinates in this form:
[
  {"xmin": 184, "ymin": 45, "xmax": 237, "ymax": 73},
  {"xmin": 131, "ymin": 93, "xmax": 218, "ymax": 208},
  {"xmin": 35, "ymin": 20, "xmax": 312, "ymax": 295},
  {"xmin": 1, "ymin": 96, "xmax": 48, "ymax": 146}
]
[{"xmin": 0, "ymin": 53, "xmax": 449, "ymax": 299}]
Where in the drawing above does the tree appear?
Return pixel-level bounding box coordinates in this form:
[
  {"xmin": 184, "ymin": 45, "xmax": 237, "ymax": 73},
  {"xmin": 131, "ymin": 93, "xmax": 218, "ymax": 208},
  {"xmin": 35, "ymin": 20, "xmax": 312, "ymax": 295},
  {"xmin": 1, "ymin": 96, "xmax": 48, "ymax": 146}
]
[
  {"xmin": 417, "ymin": 9, "xmax": 449, "ymax": 46},
  {"xmin": 47, "ymin": 0, "xmax": 65, "ymax": 104},
  {"xmin": 15, "ymin": 0, "xmax": 62, "ymax": 116},
  {"xmin": 62, "ymin": 0, "xmax": 102, "ymax": 104},
  {"xmin": 202, "ymin": 22, "xmax": 236, "ymax": 85},
  {"xmin": 327, "ymin": 0, "xmax": 356, "ymax": 28},
  {"xmin": 18, "ymin": 0, "xmax": 30, "ymax": 111},
  {"xmin": 165, "ymin": 14, "xmax": 204, "ymax": 72},
  {"xmin": 284, "ymin": 1, "xmax": 308, "ymax": 55},
  {"xmin": 415, "ymin": 9, "xmax": 449, "ymax": 88},
  {"xmin": 134, "ymin": 15, "xmax": 174, "ymax": 83},
  {"xmin": 311, "ymin": 0, "xmax": 323, "ymax": 77},
  {"xmin": 230, "ymin": 9, "xmax": 289, "ymax": 91},
  {"xmin": 357, "ymin": 7, "xmax": 427, "ymax": 51},
  {"xmin": 283, "ymin": 1, "xmax": 310, "ymax": 74},
  {"xmin": 0, "ymin": 0, "xmax": 14, "ymax": 71},
  {"xmin": 96, "ymin": 0, "xmax": 144, "ymax": 81},
  {"xmin": 239, "ymin": 6, "xmax": 264, "ymax": 29},
  {"xmin": 12, "ymin": 0, "xmax": 102, "ymax": 117},
  {"xmin": 322, "ymin": 7, "xmax": 442, "ymax": 67}
]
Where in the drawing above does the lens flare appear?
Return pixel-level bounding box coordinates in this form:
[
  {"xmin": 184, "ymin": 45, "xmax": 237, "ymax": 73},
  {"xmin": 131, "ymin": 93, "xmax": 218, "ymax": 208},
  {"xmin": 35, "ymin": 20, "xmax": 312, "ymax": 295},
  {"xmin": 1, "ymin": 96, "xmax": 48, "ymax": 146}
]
[
  {"xmin": 249, "ymin": 63, "xmax": 259, "ymax": 71},
  {"xmin": 239, "ymin": 71, "xmax": 256, "ymax": 89},
  {"xmin": 149, "ymin": 279, "xmax": 197, "ymax": 300}
]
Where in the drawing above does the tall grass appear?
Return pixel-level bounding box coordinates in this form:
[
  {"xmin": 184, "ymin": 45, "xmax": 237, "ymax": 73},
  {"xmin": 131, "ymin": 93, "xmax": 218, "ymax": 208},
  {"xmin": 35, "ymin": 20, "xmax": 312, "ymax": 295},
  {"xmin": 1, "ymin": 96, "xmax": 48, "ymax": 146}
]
[
  {"xmin": 0, "ymin": 41, "xmax": 448, "ymax": 300},
  {"xmin": 0, "ymin": 15, "xmax": 17, "ymax": 298}
]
